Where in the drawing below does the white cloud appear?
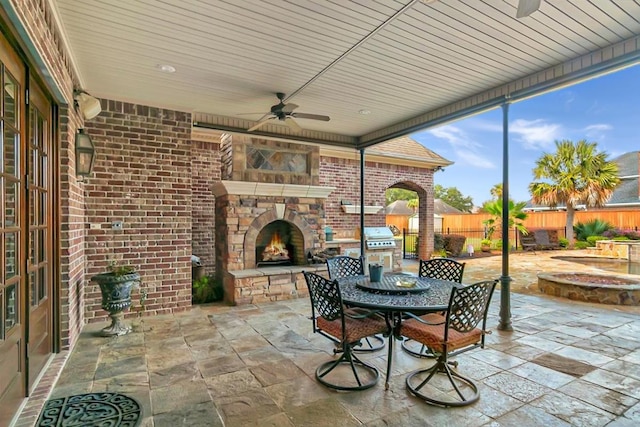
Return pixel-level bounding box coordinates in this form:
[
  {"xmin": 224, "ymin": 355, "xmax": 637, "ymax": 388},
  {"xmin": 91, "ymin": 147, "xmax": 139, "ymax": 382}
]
[
  {"xmin": 510, "ymin": 119, "xmax": 561, "ymax": 150},
  {"xmin": 456, "ymin": 150, "xmax": 495, "ymax": 168},
  {"xmin": 584, "ymin": 123, "xmax": 612, "ymax": 141},
  {"xmin": 466, "ymin": 118, "xmax": 502, "ymax": 133},
  {"xmin": 564, "ymin": 93, "xmax": 575, "ymax": 110},
  {"xmin": 428, "ymin": 125, "xmax": 495, "ymax": 169}
]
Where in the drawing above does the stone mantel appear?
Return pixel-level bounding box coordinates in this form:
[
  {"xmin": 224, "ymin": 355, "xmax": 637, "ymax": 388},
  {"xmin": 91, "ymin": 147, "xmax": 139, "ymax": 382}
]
[{"xmin": 212, "ymin": 181, "xmax": 335, "ymax": 198}]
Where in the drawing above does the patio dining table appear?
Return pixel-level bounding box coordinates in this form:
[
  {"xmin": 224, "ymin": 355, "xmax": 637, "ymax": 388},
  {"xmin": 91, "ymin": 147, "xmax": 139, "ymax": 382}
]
[{"xmin": 337, "ymin": 274, "xmax": 462, "ymax": 390}]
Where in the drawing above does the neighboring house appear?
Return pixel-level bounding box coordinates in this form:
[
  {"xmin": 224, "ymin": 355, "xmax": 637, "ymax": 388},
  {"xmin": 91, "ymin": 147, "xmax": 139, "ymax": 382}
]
[
  {"xmin": 385, "ymin": 199, "xmax": 461, "ymax": 232},
  {"xmin": 524, "ymin": 151, "xmax": 640, "ymax": 211},
  {"xmin": 434, "ymin": 199, "xmax": 464, "ymax": 214}
]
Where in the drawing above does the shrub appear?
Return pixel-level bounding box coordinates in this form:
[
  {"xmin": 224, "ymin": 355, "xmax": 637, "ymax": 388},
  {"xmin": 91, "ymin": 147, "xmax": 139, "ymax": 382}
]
[
  {"xmin": 433, "ymin": 233, "xmax": 444, "ymax": 251},
  {"xmin": 623, "ymin": 230, "xmax": 640, "ymax": 240},
  {"xmin": 586, "ymin": 235, "xmax": 608, "ymax": 246},
  {"xmin": 442, "ymin": 234, "xmax": 466, "ymax": 256},
  {"xmin": 573, "ymin": 219, "xmax": 613, "ymax": 241},
  {"xmin": 192, "ymin": 275, "xmax": 223, "ymax": 304},
  {"xmin": 495, "ymin": 239, "xmax": 503, "ymax": 250},
  {"xmin": 612, "ymin": 236, "xmax": 630, "ymax": 241},
  {"xmin": 606, "ymin": 229, "xmax": 640, "ymax": 240},
  {"xmin": 480, "ymin": 239, "xmax": 492, "ymax": 247},
  {"xmin": 574, "ymin": 241, "xmax": 590, "ymax": 249},
  {"xmin": 558, "ymin": 237, "xmax": 569, "ymax": 248}
]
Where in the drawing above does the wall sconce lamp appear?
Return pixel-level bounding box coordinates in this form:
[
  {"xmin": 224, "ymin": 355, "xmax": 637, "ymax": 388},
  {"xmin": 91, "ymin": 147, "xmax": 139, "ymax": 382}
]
[
  {"xmin": 73, "ymin": 89, "xmax": 102, "ymax": 120},
  {"xmin": 75, "ymin": 129, "xmax": 95, "ymax": 177}
]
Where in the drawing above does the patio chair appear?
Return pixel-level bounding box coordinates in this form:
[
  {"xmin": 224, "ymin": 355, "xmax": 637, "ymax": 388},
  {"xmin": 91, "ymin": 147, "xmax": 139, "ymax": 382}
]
[
  {"xmin": 401, "ymin": 279, "xmax": 498, "ymax": 407},
  {"xmin": 326, "ymin": 256, "xmax": 385, "ymax": 352},
  {"xmin": 326, "ymin": 255, "xmax": 365, "ymax": 278},
  {"xmin": 518, "ymin": 230, "xmax": 537, "ymax": 253},
  {"xmin": 418, "ymin": 258, "xmax": 466, "ymax": 282},
  {"xmin": 303, "ymin": 271, "xmax": 388, "ymax": 391},
  {"xmin": 402, "ymin": 258, "xmax": 465, "ymax": 358}
]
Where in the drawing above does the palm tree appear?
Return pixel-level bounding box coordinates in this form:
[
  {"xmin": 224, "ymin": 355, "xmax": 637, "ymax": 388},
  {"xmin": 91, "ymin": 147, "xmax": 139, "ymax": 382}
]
[
  {"xmin": 489, "ymin": 183, "xmax": 503, "ymax": 200},
  {"xmin": 529, "ymin": 139, "xmax": 620, "ymax": 247},
  {"xmin": 482, "ymin": 199, "xmax": 528, "ymax": 240}
]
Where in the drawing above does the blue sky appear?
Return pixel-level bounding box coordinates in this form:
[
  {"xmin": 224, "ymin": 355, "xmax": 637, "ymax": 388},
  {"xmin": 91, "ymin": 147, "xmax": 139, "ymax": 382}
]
[{"xmin": 411, "ymin": 64, "xmax": 640, "ymax": 207}]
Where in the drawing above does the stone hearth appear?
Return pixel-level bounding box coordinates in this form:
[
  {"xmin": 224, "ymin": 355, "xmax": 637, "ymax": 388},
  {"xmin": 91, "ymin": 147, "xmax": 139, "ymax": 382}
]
[{"xmin": 213, "ymin": 181, "xmax": 334, "ymax": 304}]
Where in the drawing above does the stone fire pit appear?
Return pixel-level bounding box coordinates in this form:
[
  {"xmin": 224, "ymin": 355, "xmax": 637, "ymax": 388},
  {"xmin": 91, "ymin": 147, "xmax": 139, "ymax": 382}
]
[{"xmin": 538, "ymin": 272, "xmax": 640, "ymax": 305}]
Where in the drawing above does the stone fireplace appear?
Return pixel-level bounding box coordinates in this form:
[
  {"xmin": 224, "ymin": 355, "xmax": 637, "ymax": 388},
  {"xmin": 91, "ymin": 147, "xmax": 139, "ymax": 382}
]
[{"xmin": 211, "ymin": 134, "xmax": 335, "ymax": 304}]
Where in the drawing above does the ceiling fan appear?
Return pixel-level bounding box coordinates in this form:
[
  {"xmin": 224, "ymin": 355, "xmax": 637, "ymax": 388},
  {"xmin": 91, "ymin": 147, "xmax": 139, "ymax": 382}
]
[
  {"xmin": 246, "ymin": 93, "xmax": 330, "ymax": 132},
  {"xmin": 516, "ymin": 0, "xmax": 541, "ymax": 18}
]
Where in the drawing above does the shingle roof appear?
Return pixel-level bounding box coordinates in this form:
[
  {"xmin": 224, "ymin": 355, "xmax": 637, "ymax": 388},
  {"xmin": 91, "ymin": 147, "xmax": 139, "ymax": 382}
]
[
  {"xmin": 608, "ymin": 151, "xmax": 639, "ymax": 205},
  {"xmin": 369, "ymin": 136, "xmax": 452, "ymax": 166},
  {"xmin": 434, "ymin": 199, "xmax": 463, "ymax": 214},
  {"xmin": 385, "ymin": 200, "xmax": 415, "ymax": 215},
  {"xmin": 384, "ymin": 199, "xmax": 462, "ymax": 215},
  {"xmin": 613, "ymin": 151, "xmax": 639, "ymax": 177}
]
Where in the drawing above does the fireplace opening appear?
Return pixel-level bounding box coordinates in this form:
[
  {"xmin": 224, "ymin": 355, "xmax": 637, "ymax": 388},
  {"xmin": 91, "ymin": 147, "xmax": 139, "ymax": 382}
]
[{"xmin": 255, "ymin": 220, "xmax": 304, "ymax": 267}]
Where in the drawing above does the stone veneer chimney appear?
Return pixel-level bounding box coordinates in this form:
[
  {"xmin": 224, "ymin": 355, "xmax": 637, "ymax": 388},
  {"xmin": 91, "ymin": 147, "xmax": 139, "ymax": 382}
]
[{"xmin": 212, "ymin": 134, "xmax": 335, "ymax": 279}]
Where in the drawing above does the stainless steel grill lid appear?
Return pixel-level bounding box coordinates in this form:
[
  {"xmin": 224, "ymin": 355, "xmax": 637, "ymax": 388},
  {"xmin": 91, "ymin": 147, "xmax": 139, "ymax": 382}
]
[{"xmin": 362, "ymin": 227, "xmax": 396, "ymax": 249}]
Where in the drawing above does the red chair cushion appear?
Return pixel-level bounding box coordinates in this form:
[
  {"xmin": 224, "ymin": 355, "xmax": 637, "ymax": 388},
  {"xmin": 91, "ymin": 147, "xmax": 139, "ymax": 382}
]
[
  {"xmin": 400, "ymin": 314, "xmax": 482, "ymax": 354},
  {"xmin": 317, "ymin": 315, "xmax": 387, "ymax": 344}
]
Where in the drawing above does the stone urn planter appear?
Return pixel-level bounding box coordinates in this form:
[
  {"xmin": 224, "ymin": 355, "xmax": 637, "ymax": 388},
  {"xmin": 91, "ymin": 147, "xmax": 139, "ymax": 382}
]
[{"xmin": 92, "ymin": 268, "xmax": 141, "ymax": 337}]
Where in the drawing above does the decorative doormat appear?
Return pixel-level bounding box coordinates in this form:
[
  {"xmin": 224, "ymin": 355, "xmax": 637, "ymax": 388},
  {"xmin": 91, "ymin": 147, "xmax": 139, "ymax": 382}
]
[
  {"xmin": 532, "ymin": 353, "xmax": 596, "ymax": 377},
  {"xmin": 36, "ymin": 392, "xmax": 141, "ymax": 426}
]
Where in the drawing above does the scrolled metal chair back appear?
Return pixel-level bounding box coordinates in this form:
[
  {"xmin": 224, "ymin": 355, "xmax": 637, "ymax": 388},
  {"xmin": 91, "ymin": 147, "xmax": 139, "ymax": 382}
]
[
  {"xmin": 419, "ymin": 258, "xmax": 465, "ymax": 283},
  {"xmin": 326, "ymin": 256, "xmax": 365, "ymax": 279},
  {"xmin": 447, "ymin": 280, "xmax": 497, "ymax": 334},
  {"xmin": 303, "ymin": 272, "xmax": 343, "ymax": 321}
]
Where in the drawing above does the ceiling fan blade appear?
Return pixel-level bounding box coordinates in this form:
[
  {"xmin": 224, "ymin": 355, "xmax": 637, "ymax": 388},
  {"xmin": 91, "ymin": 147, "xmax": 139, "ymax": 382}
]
[
  {"xmin": 284, "ymin": 117, "xmax": 302, "ymax": 132},
  {"xmin": 516, "ymin": 0, "xmax": 541, "ymax": 18},
  {"xmin": 281, "ymin": 103, "xmax": 298, "ymax": 113},
  {"xmin": 247, "ymin": 116, "xmax": 275, "ymax": 132},
  {"xmin": 291, "ymin": 112, "xmax": 330, "ymax": 122}
]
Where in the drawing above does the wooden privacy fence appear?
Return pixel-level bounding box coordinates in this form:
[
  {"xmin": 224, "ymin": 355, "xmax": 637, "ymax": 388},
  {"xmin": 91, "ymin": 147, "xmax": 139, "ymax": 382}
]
[{"xmin": 440, "ymin": 209, "xmax": 640, "ymax": 231}]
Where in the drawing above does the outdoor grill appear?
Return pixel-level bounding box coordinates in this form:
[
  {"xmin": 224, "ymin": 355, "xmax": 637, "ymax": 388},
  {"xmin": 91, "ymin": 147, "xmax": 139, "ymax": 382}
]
[{"xmin": 362, "ymin": 227, "xmax": 396, "ymax": 249}]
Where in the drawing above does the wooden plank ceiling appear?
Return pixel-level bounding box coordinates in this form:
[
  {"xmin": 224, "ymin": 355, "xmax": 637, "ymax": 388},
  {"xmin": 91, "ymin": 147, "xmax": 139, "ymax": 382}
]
[{"xmin": 53, "ymin": 0, "xmax": 640, "ymax": 147}]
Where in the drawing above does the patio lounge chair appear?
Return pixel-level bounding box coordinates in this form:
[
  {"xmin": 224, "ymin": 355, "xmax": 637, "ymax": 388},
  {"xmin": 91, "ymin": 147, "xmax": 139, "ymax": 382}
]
[
  {"xmin": 518, "ymin": 229, "xmax": 561, "ymax": 252},
  {"xmin": 401, "ymin": 279, "xmax": 498, "ymax": 406},
  {"xmin": 402, "ymin": 258, "xmax": 465, "ymax": 358},
  {"xmin": 303, "ymin": 271, "xmax": 388, "ymax": 391}
]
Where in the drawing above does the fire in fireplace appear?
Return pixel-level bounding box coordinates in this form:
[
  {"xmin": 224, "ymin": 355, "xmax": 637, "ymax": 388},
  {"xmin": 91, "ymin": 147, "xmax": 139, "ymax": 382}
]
[
  {"xmin": 255, "ymin": 220, "xmax": 302, "ymax": 267},
  {"xmin": 261, "ymin": 231, "xmax": 290, "ymax": 263}
]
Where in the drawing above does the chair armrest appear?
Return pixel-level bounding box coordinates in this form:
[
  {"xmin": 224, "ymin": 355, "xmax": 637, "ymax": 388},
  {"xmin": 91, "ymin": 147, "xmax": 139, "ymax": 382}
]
[
  {"xmin": 345, "ymin": 308, "xmax": 383, "ymax": 320},
  {"xmin": 404, "ymin": 312, "xmax": 445, "ymax": 325}
]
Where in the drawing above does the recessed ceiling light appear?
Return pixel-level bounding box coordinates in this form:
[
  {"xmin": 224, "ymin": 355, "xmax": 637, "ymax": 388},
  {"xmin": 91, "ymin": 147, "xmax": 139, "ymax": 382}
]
[
  {"xmin": 358, "ymin": 109, "xmax": 371, "ymax": 115},
  {"xmin": 157, "ymin": 64, "xmax": 176, "ymax": 73}
]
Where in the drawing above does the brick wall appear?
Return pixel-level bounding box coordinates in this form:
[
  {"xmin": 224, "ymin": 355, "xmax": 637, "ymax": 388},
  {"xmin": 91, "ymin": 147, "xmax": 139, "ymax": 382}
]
[
  {"xmin": 83, "ymin": 100, "xmax": 193, "ymax": 322},
  {"xmin": 59, "ymin": 108, "xmax": 88, "ymax": 348},
  {"xmin": 191, "ymin": 139, "xmax": 220, "ymax": 275},
  {"xmin": 321, "ymin": 156, "xmax": 434, "ymax": 233}
]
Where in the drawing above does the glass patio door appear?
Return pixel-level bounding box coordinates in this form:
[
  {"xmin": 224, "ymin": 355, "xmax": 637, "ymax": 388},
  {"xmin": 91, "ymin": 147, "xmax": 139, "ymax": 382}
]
[
  {"xmin": 0, "ymin": 31, "xmax": 27, "ymax": 425},
  {"xmin": 27, "ymin": 77, "xmax": 53, "ymax": 389},
  {"xmin": 0, "ymin": 30, "xmax": 55, "ymax": 425}
]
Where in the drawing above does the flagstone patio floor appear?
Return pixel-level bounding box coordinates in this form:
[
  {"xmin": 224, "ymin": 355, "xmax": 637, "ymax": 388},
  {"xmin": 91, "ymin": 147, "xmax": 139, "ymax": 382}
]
[{"xmin": 13, "ymin": 251, "xmax": 640, "ymax": 426}]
